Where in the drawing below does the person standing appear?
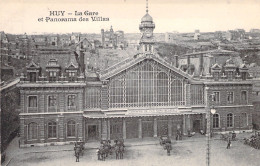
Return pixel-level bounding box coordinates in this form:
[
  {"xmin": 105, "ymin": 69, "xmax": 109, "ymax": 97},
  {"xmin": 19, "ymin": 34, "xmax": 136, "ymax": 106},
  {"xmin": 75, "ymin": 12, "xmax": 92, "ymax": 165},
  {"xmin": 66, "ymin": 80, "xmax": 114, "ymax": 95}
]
[{"xmin": 227, "ymin": 137, "xmax": 231, "ymax": 149}]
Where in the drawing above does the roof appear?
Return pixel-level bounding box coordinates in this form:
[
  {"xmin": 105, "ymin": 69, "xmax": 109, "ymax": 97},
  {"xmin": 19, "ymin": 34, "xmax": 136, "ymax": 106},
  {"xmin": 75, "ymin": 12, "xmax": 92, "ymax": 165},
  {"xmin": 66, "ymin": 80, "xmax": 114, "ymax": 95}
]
[
  {"xmin": 182, "ymin": 48, "xmax": 236, "ymax": 56},
  {"xmin": 33, "ymin": 48, "xmax": 79, "ymax": 74},
  {"xmin": 141, "ymin": 13, "xmax": 153, "ymax": 22}
]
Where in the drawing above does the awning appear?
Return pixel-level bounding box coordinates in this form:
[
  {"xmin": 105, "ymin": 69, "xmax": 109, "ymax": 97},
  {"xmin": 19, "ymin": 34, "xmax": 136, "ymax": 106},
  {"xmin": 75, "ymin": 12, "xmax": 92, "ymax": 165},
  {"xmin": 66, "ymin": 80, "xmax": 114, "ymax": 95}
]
[{"xmin": 83, "ymin": 111, "xmax": 204, "ymax": 119}]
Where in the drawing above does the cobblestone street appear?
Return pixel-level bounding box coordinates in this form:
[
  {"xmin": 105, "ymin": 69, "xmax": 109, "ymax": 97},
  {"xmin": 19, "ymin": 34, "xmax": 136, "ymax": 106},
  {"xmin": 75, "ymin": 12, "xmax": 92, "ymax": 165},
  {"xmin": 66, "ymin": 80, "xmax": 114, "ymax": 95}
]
[{"xmin": 4, "ymin": 134, "xmax": 260, "ymax": 166}]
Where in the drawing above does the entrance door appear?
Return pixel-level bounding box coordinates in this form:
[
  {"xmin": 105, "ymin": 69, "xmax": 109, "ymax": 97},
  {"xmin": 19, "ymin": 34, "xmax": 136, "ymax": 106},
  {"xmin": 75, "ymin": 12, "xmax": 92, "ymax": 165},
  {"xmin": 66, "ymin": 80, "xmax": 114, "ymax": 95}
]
[
  {"xmin": 110, "ymin": 122, "xmax": 123, "ymax": 140},
  {"xmin": 126, "ymin": 119, "xmax": 138, "ymax": 139},
  {"xmin": 142, "ymin": 121, "xmax": 153, "ymax": 137},
  {"xmin": 87, "ymin": 125, "xmax": 98, "ymax": 140},
  {"xmin": 193, "ymin": 120, "xmax": 201, "ymax": 133}
]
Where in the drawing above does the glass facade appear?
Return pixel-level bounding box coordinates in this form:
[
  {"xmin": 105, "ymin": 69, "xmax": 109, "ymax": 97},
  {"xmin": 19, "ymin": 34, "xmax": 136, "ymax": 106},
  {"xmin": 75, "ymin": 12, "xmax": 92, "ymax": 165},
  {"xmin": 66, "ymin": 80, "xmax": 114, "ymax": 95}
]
[{"xmin": 108, "ymin": 60, "xmax": 187, "ymax": 108}]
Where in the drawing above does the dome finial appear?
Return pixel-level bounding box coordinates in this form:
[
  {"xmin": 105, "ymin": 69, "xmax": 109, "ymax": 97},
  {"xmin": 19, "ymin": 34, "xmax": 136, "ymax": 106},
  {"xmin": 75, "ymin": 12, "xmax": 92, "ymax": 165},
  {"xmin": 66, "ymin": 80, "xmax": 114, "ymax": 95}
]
[{"xmin": 146, "ymin": 0, "xmax": 149, "ymax": 13}]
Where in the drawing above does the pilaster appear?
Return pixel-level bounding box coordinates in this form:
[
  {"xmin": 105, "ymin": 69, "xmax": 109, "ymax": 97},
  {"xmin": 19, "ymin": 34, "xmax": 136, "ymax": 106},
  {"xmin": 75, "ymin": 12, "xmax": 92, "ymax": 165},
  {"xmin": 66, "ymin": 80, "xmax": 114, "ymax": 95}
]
[
  {"xmin": 153, "ymin": 118, "xmax": 157, "ymax": 137},
  {"xmin": 138, "ymin": 118, "xmax": 142, "ymax": 138}
]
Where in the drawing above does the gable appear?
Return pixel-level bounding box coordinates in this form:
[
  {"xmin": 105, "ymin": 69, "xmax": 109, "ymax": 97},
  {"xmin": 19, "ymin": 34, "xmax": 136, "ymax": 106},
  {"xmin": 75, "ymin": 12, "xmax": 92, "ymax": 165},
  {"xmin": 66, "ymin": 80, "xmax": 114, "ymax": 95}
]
[
  {"xmin": 100, "ymin": 54, "xmax": 193, "ymax": 81},
  {"xmin": 26, "ymin": 61, "xmax": 40, "ymax": 69}
]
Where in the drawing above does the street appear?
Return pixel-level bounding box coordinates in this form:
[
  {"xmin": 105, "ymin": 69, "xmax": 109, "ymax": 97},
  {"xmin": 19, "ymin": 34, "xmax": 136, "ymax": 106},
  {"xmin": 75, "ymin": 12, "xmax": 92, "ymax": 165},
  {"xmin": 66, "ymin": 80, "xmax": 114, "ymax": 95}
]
[{"xmin": 5, "ymin": 135, "xmax": 260, "ymax": 166}]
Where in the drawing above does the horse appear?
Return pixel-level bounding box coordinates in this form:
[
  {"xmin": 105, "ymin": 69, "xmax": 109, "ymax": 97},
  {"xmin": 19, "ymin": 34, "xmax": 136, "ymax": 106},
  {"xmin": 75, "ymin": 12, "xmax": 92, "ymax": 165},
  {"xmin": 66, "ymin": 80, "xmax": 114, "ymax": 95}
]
[{"xmin": 165, "ymin": 142, "xmax": 172, "ymax": 156}]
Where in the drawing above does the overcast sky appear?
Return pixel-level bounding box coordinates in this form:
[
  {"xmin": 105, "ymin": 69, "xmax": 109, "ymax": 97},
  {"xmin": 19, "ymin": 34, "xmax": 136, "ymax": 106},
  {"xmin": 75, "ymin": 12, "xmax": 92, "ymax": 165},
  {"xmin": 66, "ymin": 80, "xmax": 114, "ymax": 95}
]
[{"xmin": 0, "ymin": 0, "xmax": 260, "ymax": 34}]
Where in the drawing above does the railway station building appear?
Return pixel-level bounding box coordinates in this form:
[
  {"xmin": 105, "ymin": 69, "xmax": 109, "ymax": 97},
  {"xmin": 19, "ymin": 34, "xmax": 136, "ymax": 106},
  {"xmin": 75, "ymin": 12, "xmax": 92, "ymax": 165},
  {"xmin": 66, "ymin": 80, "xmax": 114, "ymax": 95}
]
[{"xmin": 17, "ymin": 5, "xmax": 254, "ymax": 147}]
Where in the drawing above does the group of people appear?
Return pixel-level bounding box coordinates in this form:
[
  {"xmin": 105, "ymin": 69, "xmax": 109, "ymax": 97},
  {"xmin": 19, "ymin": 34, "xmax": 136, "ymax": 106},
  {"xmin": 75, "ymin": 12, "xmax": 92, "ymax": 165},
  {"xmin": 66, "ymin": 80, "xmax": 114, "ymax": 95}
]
[{"xmin": 97, "ymin": 139, "xmax": 125, "ymax": 161}]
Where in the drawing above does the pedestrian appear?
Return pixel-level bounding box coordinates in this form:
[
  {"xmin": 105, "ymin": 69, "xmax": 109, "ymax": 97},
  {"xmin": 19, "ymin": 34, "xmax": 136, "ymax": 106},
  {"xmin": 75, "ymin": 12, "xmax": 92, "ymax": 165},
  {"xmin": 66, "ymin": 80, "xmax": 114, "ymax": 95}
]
[
  {"xmin": 227, "ymin": 137, "xmax": 231, "ymax": 149},
  {"xmin": 232, "ymin": 131, "xmax": 236, "ymax": 141},
  {"xmin": 96, "ymin": 149, "xmax": 100, "ymax": 160}
]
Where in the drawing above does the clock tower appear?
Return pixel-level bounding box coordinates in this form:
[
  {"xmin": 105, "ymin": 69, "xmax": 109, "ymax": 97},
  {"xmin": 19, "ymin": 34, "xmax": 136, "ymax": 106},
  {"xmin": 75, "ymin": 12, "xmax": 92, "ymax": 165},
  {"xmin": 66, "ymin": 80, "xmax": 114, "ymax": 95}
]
[{"xmin": 139, "ymin": 0, "xmax": 155, "ymax": 53}]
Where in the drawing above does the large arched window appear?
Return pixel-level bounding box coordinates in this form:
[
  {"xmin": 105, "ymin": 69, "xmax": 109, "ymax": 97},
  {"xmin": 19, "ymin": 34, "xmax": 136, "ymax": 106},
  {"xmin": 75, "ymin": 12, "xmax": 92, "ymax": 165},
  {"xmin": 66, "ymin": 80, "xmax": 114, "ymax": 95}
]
[
  {"xmin": 67, "ymin": 120, "xmax": 76, "ymax": 137},
  {"xmin": 227, "ymin": 113, "xmax": 233, "ymax": 128},
  {"xmin": 108, "ymin": 61, "xmax": 186, "ymax": 108},
  {"xmin": 213, "ymin": 114, "xmax": 220, "ymax": 128},
  {"xmin": 48, "ymin": 121, "xmax": 57, "ymax": 138},
  {"xmin": 28, "ymin": 122, "xmax": 38, "ymax": 140}
]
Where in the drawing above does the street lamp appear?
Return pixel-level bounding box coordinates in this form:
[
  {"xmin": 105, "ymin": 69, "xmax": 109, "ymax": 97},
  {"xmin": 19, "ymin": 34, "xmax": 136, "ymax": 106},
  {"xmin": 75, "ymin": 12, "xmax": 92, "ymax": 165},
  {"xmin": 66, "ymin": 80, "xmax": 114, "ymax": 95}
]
[{"xmin": 206, "ymin": 91, "xmax": 216, "ymax": 166}]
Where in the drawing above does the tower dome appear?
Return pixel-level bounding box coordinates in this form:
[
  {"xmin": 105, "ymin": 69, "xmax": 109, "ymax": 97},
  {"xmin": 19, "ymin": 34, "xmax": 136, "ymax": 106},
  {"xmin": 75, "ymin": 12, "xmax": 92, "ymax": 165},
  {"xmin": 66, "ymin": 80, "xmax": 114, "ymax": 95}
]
[{"xmin": 141, "ymin": 13, "xmax": 153, "ymax": 23}]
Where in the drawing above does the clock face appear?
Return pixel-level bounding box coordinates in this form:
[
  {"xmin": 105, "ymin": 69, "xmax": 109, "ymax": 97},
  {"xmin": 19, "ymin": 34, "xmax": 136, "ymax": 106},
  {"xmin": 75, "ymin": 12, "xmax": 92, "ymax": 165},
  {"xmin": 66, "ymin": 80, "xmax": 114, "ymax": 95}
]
[{"xmin": 144, "ymin": 29, "xmax": 150, "ymax": 33}]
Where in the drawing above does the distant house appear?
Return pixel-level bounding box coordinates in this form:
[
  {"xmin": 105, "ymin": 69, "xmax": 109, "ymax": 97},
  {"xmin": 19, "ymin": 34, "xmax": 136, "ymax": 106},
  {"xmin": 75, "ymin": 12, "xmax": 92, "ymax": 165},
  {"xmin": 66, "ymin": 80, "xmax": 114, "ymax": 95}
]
[
  {"xmin": 225, "ymin": 29, "xmax": 246, "ymax": 41},
  {"xmin": 194, "ymin": 30, "xmax": 200, "ymax": 40},
  {"xmin": 1, "ymin": 63, "xmax": 14, "ymax": 81}
]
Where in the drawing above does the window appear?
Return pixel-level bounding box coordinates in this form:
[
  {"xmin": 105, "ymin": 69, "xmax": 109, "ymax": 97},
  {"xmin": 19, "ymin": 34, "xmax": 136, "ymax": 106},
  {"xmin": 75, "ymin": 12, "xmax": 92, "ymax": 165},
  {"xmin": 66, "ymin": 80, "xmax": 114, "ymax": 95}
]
[
  {"xmin": 48, "ymin": 121, "xmax": 57, "ymax": 138},
  {"xmin": 213, "ymin": 114, "xmax": 220, "ymax": 128},
  {"xmin": 241, "ymin": 91, "xmax": 248, "ymax": 103},
  {"xmin": 28, "ymin": 96, "xmax": 37, "ymax": 107},
  {"xmin": 213, "ymin": 72, "xmax": 219, "ymax": 81},
  {"xmin": 86, "ymin": 88, "xmax": 101, "ymax": 108},
  {"xmin": 227, "ymin": 113, "xmax": 233, "ymax": 127},
  {"xmin": 241, "ymin": 72, "xmax": 247, "ymax": 80},
  {"xmin": 48, "ymin": 96, "xmax": 56, "ymax": 107},
  {"xmin": 109, "ymin": 62, "xmax": 186, "ymax": 108},
  {"xmin": 227, "ymin": 71, "xmax": 233, "ymax": 80},
  {"xmin": 28, "ymin": 122, "xmax": 38, "ymax": 140},
  {"xmin": 49, "ymin": 71, "xmax": 57, "ymax": 82},
  {"xmin": 67, "ymin": 120, "xmax": 76, "ymax": 137},
  {"xmin": 212, "ymin": 92, "xmax": 220, "ymax": 103},
  {"xmin": 29, "ymin": 72, "xmax": 36, "ymax": 82},
  {"xmin": 227, "ymin": 92, "xmax": 234, "ymax": 104},
  {"xmin": 241, "ymin": 113, "xmax": 247, "ymax": 127},
  {"xmin": 68, "ymin": 95, "xmax": 76, "ymax": 107},
  {"xmin": 68, "ymin": 72, "xmax": 76, "ymax": 77},
  {"xmin": 50, "ymin": 71, "xmax": 57, "ymax": 77}
]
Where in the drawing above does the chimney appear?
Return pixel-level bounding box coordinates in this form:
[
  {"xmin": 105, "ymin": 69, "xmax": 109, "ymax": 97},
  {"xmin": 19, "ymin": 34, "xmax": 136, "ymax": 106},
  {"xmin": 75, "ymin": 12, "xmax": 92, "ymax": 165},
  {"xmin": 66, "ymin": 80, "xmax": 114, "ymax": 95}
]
[
  {"xmin": 199, "ymin": 54, "xmax": 203, "ymax": 74},
  {"xmin": 174, "ymin": 54, "xmax": 179, "ymax": 68},
  {"xmin": 187, "ymin": 55, "xmax": 191, "ymax": 74}
]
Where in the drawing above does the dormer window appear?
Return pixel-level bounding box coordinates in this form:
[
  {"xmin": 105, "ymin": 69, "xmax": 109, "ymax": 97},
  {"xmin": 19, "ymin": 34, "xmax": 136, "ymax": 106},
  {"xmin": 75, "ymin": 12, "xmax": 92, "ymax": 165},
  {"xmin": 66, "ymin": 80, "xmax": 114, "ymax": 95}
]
[
  {"xmin": 213, "ymin": 72, "xmax": 219, "ymax": 81},
  {"xmin": 241, "ymin": 72, "xmax": 246, "ymax": 80},
  {"xmin": 68, "ymin": 72, "xmax": 76, "ymax": 77},
  {"xmin": 227, "ymin": 71, "xmax": 233, "ymax": 81},
  {"xmin": 29, "ymin": 72, "xmax": 37, "ymax": 82},
  {"xmin": 48, "ymin": 59, "xmax": 58, "ymax": 66},
  {"xmin": 49, "ymin": 71, "xmax": 57, "ymax": 82}
]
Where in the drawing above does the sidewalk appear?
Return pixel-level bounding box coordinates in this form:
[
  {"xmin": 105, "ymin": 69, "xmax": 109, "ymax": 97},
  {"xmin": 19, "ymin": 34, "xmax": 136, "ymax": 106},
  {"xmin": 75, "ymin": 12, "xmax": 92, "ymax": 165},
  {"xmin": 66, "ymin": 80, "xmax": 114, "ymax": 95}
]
[{"xmin": 2, "ymin": 132, "xmax": 253, "ymax": 166}]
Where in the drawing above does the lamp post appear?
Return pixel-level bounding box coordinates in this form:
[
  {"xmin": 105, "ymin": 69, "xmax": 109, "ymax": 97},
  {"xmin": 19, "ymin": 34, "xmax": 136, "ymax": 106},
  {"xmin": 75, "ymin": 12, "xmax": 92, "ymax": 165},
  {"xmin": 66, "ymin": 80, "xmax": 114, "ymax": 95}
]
[{"xmin": 206, "ymin": 87, "xmax": 216, "ymax": 166}]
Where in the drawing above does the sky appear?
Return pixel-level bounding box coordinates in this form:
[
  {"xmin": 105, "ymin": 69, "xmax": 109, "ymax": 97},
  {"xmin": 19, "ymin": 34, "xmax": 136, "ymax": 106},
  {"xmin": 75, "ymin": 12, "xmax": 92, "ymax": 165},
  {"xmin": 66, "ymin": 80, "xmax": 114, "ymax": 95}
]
[{"xmin": 0, "ymin": 0, "xmax": 260, "ymax": 34}]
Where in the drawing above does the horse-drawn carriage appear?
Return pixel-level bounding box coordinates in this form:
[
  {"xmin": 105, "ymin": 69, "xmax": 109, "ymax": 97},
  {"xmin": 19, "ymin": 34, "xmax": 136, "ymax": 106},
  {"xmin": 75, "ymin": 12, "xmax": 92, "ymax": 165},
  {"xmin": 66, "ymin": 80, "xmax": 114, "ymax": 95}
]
[
  {"xmin": 244, "ymin": 134, "xmax": 260, "ymax": 150},
  {"xmin": 74, "ymin": 141, "xmax": 85, "ymax": 162},
  {"xmin": 220, "ymin": 131, "xmax": 237, "ymax": 141},
  {"xmin": 159, "ymin": 135, "xmax": 172, "ymax": 156}
]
